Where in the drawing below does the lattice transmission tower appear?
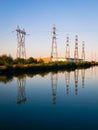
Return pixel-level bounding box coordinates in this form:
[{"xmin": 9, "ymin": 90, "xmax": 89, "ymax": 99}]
[
  {"xmin": 81, "ymin": 41, "xmax": 85, "ymax": 62},
  {"xmin": 16, "ymin": 26, "xmax": 26, "ymax": 59},
  {"xmin": 51, "ymin": 25, "xmax": 58, "ymax": 61},
  {"xmin": 74, "ymin": 35, "xmax": 79, "ymax": 62},
  {"xmin": 65, "ymin": 36, "xmax": 70, "ymax": 60}
]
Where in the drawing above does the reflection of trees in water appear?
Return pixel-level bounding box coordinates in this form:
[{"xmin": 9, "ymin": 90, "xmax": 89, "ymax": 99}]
[
  {"xmin": 17, "ymin": 76, "xmax": 26, "ymax": 105},
  {"xmin": 65, "ymin": 71, "xmax": 70, "ymax": 95},
  {"xmin": 0, "ymin": 76, "xmax": 13, "ymax": 84},
  {"xmin": 0, "ymin": 72, "xmax": 50, "ymax": 84},
  {"xmin": 51, "ymin": 73, "xmax": 58, "ymax": 105},
  {"xmin": 27, "ymin": 72, "xmax": 49, "ymax": 78},
  {"xmin": 74, "ymin": 70, "xmax": 79, "ymax": 95}
]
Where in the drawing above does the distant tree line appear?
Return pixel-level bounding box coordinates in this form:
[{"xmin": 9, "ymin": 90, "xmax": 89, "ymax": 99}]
[
  {"xmin": 0, "ymin": 54, "xmax": 98, "ymax": 76},
  {"xmin": 0, "ymin": 55, "xmax": 44, "ymax": 66},
  {"xmin": 0, "ymin": 54, "xmax": 98, "ymax": 67}
]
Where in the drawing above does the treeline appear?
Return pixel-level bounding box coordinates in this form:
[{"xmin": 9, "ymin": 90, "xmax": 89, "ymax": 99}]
[
  {"xmin": 0, "ymin": 55, "xmax": 44, "ymax": 66},
  {"xmin": 0, "ymin": 55, "xmax": 98, "ymax": 76},
  {"xmin": 0, "ymin": 54, "xmax": 97, "ymax": 66}
]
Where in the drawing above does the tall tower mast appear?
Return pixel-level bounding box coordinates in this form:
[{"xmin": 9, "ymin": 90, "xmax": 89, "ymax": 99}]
[
  {"xmin": 65, "ymin": 36, "xmax": 70, "ymax": 60},
  {"xmin": 82, "ymin": 41, "xmax": 85, "ymax": 62},
  {"xmin": 74, "ymin": 35, "xmax": 79, "ymax": 62},
  {"xmin": 16, "ymin": 26, "xmax": 26, "ymax": 59},
  {"xmin": 51, "ymin": 25, "xmax": 58, "ymax": 61}
]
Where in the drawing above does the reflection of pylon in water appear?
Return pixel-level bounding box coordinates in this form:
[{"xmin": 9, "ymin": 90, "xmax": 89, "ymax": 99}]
[
  {"xmin": 51, "ymin": 73, "xmax": 58, "ymax": 105},
  {"xmin": 74, "ymin": 70, "xmax": 79, "ymax": 95},
  {"xmin": 65, "ymin": 71, "xmax": 70, "ymax": 95},
  {"xmin": 17, "ymin": 77, "xmax": 26, "ymax": 104},
  {"xmin": 81, "ymin": 69, "xmax": 85, "ymax": 88}
]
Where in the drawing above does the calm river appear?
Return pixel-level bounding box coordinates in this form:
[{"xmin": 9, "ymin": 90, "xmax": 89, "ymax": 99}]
[{"xmin": 0, "ymin": 67, "xmax": 98, "ymax": 130}]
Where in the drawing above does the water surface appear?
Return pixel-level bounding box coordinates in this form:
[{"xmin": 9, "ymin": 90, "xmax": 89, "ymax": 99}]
[{"xmin": 0, "ymin": 67, "xmax": 98, "ymax": 130}]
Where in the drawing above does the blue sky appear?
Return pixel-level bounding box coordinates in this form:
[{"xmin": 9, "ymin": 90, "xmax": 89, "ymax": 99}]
[{"xmin": 0, "ymin": 0, "xmax": 98, "ymax": 60}]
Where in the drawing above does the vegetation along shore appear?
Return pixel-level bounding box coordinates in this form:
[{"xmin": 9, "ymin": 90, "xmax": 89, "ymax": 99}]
[{"xmin": 0, "ymin": 55, "xmax": 97, "ymax": 76}]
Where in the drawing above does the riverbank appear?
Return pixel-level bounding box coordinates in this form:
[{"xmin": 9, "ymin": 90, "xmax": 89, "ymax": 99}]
[{"xmin": 0, "ymin": 61, "xmax": 97, "ymax": 76}]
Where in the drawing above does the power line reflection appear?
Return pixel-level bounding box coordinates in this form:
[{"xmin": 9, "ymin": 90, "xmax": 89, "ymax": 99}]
[
  {"xmin": 51, "ymin": 73, "xmax": 58, "ymax": 105},
  {"xmin": 65, "ymin": 71, "xmax": 70, "ymax": 95},
  {"xmin": 17, "ymin": 76, "xmax": 26, "ymax": 105},
  {"xmin": 74, "ymin": 70, "xmax": 79, "ymax": 95},
  {"xmin": 81, "ymin": 69, "xmax": 85, "ymax": 88}
]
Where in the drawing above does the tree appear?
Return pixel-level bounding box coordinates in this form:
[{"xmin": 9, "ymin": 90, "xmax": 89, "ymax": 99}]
[
  {"xmin": 0, "ymin": 55, "xmax": 13, "ymax": 66},
  {"xmin": 14, "ymin": 58, "xmax": 26, "ymax": 65},
  {"xmin": 26, "ymin": 57, "xmax": 37, "ymax": 64},
  {"xmin": 38, "ymin": 58, "xmax": 44, "ymax": 64}
]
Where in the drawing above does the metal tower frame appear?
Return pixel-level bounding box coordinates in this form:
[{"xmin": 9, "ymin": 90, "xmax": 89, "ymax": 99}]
[
  {"xmin": 65, "ymin": 36, "xmax": 70, "ymax": 60},
  {"xmin": 82, "ymin": 41, "xmax": 85, "ymax": 62},
  {"xmin": 51, "ymin": 25, "xmax": 58, "ymax": 61},
  {"xmin": 74, "ymin": 35, "xmax": 79, "ymax": 62},
  {"xmin": 16, "ymin": 26, "xmax": 26, "ymax": 59}
]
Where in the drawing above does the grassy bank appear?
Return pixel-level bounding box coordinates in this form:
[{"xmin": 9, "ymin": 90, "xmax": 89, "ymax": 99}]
[{"xmin": 0, "ymin": 61, "xmax": 97, "ymax": 76}]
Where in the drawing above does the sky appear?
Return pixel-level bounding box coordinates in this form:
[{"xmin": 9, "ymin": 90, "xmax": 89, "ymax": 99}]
[{"xmin": 0, "ymin": 0, "xmax": 98, "ymax": 61}]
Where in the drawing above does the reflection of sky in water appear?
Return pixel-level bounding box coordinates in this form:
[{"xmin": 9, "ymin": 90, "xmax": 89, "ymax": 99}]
[{"xmin": 0, "ymin": 67, "xmax": 98, "ymax": 129}]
